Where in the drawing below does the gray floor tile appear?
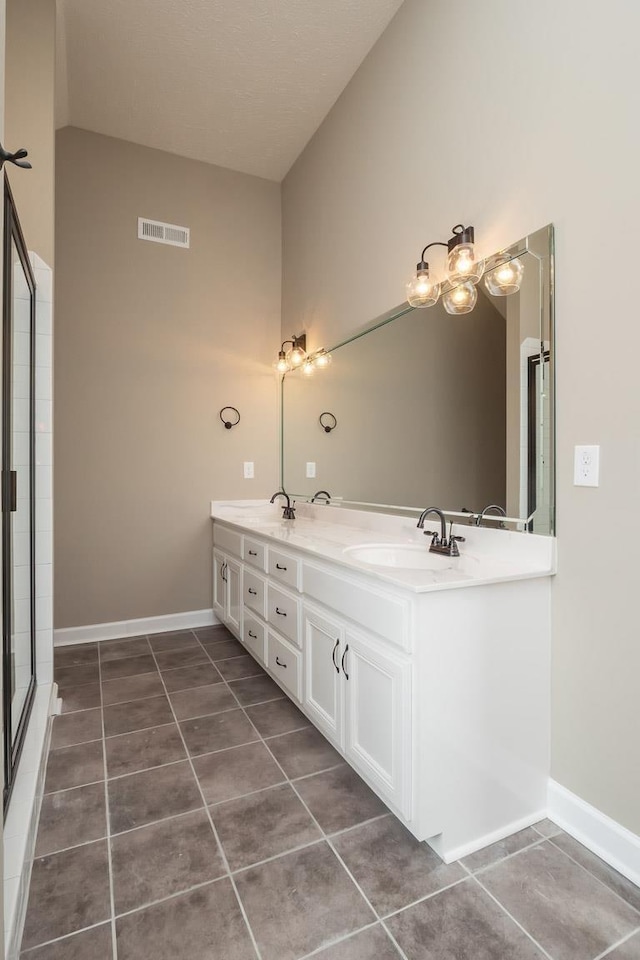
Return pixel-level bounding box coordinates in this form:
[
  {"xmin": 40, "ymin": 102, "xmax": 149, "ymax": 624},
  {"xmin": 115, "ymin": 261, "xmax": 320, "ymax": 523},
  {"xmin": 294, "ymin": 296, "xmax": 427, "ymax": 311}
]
[
  {"xmin": 103, "ymin": 694, "xmax": 174, "ymax": 737},
  {"xmin": 604, "ymin": 932, "xmax": 640, "ymax": 958},
  {"xmin": 115, "ymin": 878, "xmax": 256, "ymax": 960},
  {"xmin": 20, "ymin": 923, "xmax": 113, "ymax": 959},
  {"xmin": 311, "ymin": 925, "xmax": 402, "ymax": 960},
  {"xmin": 21, "ymin": 841, "xmax": 111, "ymax": 951},
  {"xmin": 245, "ymin": 698, "xmax": 311, "ymax": 738},
  {"xmin": 235, "ymin": 841, "xmax": 374, "ymax": 960},
  {"xmin": 295, "ymin": 764, "xmax": 388, "ymax": 834},
  {"xmin": 333, "ymin": 815, "xmax": 465, "ymax": 915},
  {"xmin": 60, "ymin": 682, "xmax": 102, "ymax": 714},
  {"xmin": 386, "ymin": 879, "xmax": 545, "ymax": 960},
  {"xmin": 35, "ymin": 783, "xmax": 107, "ymax": 857},
  {"xmin": 206, "ymin": 639, "xmax": 246, "ymax": 661},
  {"xmin": 54, "ymin": 643, "xmax": 98, "ymax": 668},
  {"xmin": 50, "ymin": 708, "xmax": 103, "ymax": 749},
  {"xmin": 550, "ymin": 832, "xmax": 640, "ymax": 912},
  {"xmin": 98, "ymin": 636, "xmax": 151, "ymax": 661},
  {"xmin": 531, "ymin": 817, "xmax": 562, "ymax": 838},
  {"xmin": 55, "ymin": 662, "xmax": 100, "ymax": 689},
  {"xmin": 44, "ymin": 740, "xmax": 104, "ymax": 793},
  {"xmin": 194, "ymin": 741, "xmax": 284, "ymax": 805},
  {"xmin": 216, "ymin": 654, "xmax": 265, "ymax": 681},
  {"xmin": 180, "ymin": 709, "xmax": 259, "ymax": 757},
  {"xmin": 267, "ymin": 726, "xmax": 341, "ymax": 779},
  {"xmin": 211, "ymin": 782, "xmax": 321, "ymax": 870},
  {"xmin": 196, "ymin": 625, "xmax": 234, "ymax": 642},
  {"xmin": 480, "ymin": 841, "xmax": 640, "ymax": 960},
  {"xmin": 154, "ymin": 646, "xmax": 211, "ymax": 670},
  {"xmin": 111, "ymin": 809, "xmax": 225, "ymax": 914},
  {"xmin": 108, "ymin": 759, "xmax": 203, "ymax": 833},
  {"xmin": 461, "ymin": 827, "xmax": 542, "ymax": 873},
  {"xmin": 169, "ymin": 682, "xmax": 237, "ymax": 720},
  {"xmin": 105, "ymin": 723, "xmax": 185, "ymax": 778},
  {"xmin": 162, "ymin": 661, "xmax": 223, "ymax": 692},
  {"xmin": 100, "ymin": 654, "xmax": 157, "ymax": 681},
  {"xmin": 147, "ymin": 631, "xmax": 199, "ymax": 653},
  {"xmin": 228, "ymin": 674, "xmax": 286, "ymax": 706},
  {"xmin": 101, "ymin": 671, "xmax": 165, "ymax": 706}
]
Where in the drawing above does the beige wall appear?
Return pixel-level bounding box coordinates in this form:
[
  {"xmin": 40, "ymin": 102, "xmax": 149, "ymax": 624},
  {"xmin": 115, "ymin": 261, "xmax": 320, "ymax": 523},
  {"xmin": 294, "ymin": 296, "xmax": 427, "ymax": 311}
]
[
  {"xmin": 282, "ymin": 0, "xmax": 640, "ymax": 833},
  {"xmin": 4, "ymin": 0, "xmax": 55, "ymax": 266},
  {"xmin": 55, "ymin": 127, "xmax": 281, "ymax": 628}
]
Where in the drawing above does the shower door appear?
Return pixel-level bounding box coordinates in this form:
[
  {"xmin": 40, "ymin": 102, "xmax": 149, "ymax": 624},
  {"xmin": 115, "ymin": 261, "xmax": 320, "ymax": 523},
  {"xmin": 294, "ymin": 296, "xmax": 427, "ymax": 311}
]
[{"xmin": 2, "ymin": 175, "xmax": 36, "ymax": 809}]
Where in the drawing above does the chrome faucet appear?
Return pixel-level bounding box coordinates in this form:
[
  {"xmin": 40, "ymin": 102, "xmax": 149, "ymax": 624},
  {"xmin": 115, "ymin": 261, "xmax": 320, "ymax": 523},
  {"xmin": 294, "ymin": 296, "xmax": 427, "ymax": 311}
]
[
  {"xmin": 310, "ymin": 490, "xmax": 332, "ymax": 504},
  {"xmin": 417, "ymin": 506, "xmax": 465, "ymax": 557},
  {"xmin": 270, "ymin": 491, "xmax": 296, "ymax": 520},
  {"xmin": 476, "ymin": 504, "xmax": 507, "ymax": 529}
]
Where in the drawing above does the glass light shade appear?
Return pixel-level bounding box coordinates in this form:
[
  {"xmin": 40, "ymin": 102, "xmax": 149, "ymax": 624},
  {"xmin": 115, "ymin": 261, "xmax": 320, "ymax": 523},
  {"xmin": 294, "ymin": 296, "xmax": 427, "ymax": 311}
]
[
  {"xmin": 447, "ymin": 242, "xmax": 485, "ymax": 285},
  {"xmin": 484, "ymin": 256, "xmax": 524, "ymax": 296},
  {"xmin": 287, "ymin": 344, "xmax": 306, "ymax": 367},
  {"xmin": 314, "ymin": 350, "xmax": 332, "ymax": 368},
  {"xmin": 273, "ymin": 351, "xmax": 291, "ymax": 374},
  {"xmin": 443, "ymin": 280, "xmax": 477, "ymax": 315},
  {"xmin": 406, "ymin": 267, "xmax": 440, "ymax": 308},
  {"xmin": 301, "ymin": 358, "xmax": 315, "ymax": 376}
]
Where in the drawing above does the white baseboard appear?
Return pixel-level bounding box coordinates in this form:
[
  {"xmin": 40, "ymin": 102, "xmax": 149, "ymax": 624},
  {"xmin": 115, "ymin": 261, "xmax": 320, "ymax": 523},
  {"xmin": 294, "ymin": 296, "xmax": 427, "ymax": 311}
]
[
  {"xmin": 54, "ymin": 608, "xmax": 219, "ymax": 646},
  {"xmin": 548, "ymin": 779, "xmax": 640, "ymax": 888},
  {"xmin": 431, "ymin": 809, "xmax": 547, "ymax": 864}
]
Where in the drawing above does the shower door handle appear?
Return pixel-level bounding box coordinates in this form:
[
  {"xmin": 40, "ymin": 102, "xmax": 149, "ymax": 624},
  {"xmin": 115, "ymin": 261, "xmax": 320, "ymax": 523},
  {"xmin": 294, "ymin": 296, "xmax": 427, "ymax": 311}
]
[{"xmin": 3, "ymin": 470, "xmax": 17, "ymax": 512}]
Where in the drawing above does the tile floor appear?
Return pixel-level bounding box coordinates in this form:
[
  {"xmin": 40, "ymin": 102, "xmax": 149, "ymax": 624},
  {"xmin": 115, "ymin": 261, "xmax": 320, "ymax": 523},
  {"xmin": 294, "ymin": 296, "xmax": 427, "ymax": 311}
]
[{"xmin": 18, "ymin": 626, "xmax": 640, "ymax": 959}]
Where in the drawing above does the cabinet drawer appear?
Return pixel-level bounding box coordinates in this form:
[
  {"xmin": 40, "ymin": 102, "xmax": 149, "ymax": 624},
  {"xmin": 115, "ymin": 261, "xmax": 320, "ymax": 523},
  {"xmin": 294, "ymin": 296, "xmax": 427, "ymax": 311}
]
[
  {"xmin": 267, "ymin": 631, "xmax": 301, "ymax": 701},
  {"xmin": 244, "ymin": 537, "xmax": 267, "ymax": 572},
  {"xmin": 243, "ymin": 570, "xmax": 267, "ymax": 619},
  {"xmin": 268, "ymin": 548, "xmax": 300, "ymax": 590},
  {"xmin": 267, "ymin": 584, "xmax": 300, "ymax": 647},
  {"xmin": 213, "ymin": 523, "xmax": 242, "ymax": 559},
  {"xmin": 242, "ymin": 610, "xmax": 266, "ymax": 664}
]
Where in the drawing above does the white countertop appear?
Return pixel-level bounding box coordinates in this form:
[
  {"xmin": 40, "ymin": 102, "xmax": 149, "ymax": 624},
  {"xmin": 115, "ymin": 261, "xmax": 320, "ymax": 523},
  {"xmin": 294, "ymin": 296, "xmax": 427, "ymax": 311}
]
[{"xmin": 210, "ymin": 500, "xmax": 556, "ymax": 594}]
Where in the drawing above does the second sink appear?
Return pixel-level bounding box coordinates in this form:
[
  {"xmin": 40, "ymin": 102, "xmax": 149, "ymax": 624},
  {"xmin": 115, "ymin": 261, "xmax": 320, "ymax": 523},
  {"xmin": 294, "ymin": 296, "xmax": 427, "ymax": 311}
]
[{"xmin": 343, "ymin": 543, "xmax": 457, "ymax": 569}]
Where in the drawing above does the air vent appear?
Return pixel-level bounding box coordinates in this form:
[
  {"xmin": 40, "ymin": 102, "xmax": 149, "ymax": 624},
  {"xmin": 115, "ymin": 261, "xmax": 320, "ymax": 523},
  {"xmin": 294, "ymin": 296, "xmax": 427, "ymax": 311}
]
[{"xmin": 137, "ymin": 217, "xmax": 190, "ymax": 248}]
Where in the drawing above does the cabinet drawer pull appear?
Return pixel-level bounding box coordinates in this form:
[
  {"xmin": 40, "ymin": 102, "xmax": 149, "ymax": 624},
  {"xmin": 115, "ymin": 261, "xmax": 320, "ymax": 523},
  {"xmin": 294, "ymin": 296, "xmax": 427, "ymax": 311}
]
[
  {"xmin": 248, "ymin": 630, "xmax": 257, "ymax": 639},
  {"xmin": 341, "ymin": 644, "xmax": 350, "ymax": 680},
  {"xmin": 275, "ymin": 656, "xmax": 287, "ymax": 668},
  {"xmin": 276, "ymin": 563, "xmax": 287, "ymax": 571},
  {"xmin": 332, "ymin": 638, "xmax": 340, "ymax": 673},
  {"xmin": 248, "ymin": 550, "xmax": 258, "ymax": 556},
  {"xmin": 275, "ymin": 607, "xmax": 287, "ymax": 617},
  {"xmin": 248, "ymin": 588, "xmax": 257, "ymax": 596}
]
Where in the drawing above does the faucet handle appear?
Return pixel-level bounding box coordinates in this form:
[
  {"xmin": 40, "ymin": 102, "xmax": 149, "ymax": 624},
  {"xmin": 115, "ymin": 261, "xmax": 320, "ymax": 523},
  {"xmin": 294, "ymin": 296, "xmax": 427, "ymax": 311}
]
[
  {"xmin": 423, "ymin": 529, "xmax": 440, "ymax": 541},
  {"xmin": 451, "ymin": 535, "xmax": 466, "ymax": 543}
]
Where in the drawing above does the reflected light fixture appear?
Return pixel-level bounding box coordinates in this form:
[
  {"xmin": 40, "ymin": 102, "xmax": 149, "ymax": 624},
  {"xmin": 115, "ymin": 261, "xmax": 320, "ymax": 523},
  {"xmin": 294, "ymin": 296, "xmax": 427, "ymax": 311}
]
[
  {"xmin": 446, "ymin": 224, "xmax": 484, "ymax": 285},
  {"xmin": 273, "ymin": 334, "xmax": 307, "ymax": 374},
  {"xmin": 443, "ymin": 280, "xmax": 477, "ymax": 315},
  {"xmin": 301, "ymin": 357, "xmax": 315, "ymax": 376},
  {"xmin": 484, "ymin": 254, "xmax": 524, "ymax": 296},
  {"xmin": 313, "ymin": 349, "xmax": 332, "ymax": 368}
]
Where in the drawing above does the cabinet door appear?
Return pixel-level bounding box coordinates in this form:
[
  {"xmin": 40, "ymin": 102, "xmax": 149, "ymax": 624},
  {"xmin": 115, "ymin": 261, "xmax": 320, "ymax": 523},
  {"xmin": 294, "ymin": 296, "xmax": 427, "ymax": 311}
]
[
  {"xmin": 213, "ymin": 550, "xmax": 226, "ymax": 621},
  {"xmin": 226, "ymin": 558, "xmax": 242, "ymax": 639},
  {"xmin": 343, "ymin": 629, "xmax": 412, "ymax": 819},
  {"xmin": 303, "ymin": 605, "xmax": 344, "ymax": 747}
]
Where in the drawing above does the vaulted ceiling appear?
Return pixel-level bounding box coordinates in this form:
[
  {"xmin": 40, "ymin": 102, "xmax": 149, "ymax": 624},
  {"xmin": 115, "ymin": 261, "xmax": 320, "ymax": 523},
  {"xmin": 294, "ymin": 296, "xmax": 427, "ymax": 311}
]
[{"xmin": 56, "ymin": 0, "xmax": 405, "ymax": 181}]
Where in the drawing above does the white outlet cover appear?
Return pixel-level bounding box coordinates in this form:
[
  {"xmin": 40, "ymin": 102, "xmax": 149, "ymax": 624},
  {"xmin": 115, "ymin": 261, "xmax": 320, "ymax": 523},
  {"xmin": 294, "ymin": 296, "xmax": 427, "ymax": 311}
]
[
  {"xmin": 243, "ymin": 461, "xmax": 254, "ymax": 479},
  {"xmin": 306, "ymin": 462, "xmax": 316, "ymax": 479},
  {"xmin": 574, "ymin": 445, "xmax": 599, "ymax": 487}
]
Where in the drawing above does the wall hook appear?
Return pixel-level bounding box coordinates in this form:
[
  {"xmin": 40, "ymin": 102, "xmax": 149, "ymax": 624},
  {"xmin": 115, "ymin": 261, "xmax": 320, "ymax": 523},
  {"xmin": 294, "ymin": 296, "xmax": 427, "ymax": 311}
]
[
  {"xmin": 220, "ymin": 407, "xmax": 240, "ymax": 430},
  {"xmin": 319, "ymin": 412, "xmax": 337, "ymax": 434},
  {"xmin": 0, "ymin": 143, "xmax": 32, "ymax": 171}
]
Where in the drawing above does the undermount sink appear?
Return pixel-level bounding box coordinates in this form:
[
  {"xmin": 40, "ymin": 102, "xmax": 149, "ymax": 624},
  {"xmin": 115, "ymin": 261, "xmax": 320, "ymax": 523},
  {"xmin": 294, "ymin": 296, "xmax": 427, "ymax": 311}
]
[{"xmin": 343, "ymin": 543, "xmax": 457, "ymax": 569}]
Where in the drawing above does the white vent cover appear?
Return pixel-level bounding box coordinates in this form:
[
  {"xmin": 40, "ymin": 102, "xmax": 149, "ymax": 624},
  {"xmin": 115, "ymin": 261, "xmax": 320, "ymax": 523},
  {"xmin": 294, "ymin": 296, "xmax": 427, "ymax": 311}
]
[{"xmin": 137, "ymin": 217, "xmax": 190, "ymax": 248}]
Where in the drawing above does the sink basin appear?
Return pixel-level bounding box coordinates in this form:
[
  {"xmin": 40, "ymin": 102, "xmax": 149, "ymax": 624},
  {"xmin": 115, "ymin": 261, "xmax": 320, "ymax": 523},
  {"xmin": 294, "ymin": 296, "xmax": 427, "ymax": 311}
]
[{"xmin": 343, "ymin": 543, "xmax": 456, "ymax": 570}]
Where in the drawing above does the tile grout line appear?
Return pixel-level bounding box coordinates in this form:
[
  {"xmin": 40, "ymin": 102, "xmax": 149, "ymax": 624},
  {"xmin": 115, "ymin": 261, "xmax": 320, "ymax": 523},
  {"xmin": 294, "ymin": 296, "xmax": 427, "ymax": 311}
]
[
  {"xmin": 98, "ymin": 632, "xmax": 122, "ymax": 960},
  {"xmin": 295, "ymin": 920, "xmax": 383, "ymax": 960},
  {"xmin": 464, "ymin": 835, "xmax": 549, "ymax": 877},
  {"xmin": 546, "ymin": 837, "xmax": 640, "ymax": 918},
  {"xmin": 148, "ymin": 634, "xmax": 265, "ymax": 960},
  {"xmin": 592, "ymin": 925, "xmax": 640, "ymax": 960}
]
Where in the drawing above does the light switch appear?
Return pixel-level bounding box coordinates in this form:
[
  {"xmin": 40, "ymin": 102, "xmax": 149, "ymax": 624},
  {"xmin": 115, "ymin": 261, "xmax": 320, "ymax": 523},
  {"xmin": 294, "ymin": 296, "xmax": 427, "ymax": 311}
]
[
  {"xmin": 574, "ymin": 445, "xmax": 599, "ymax": 487},
  {"xmin": 306, "ymin": 462, "xmax": 316, "ymax": 479},
  {"xmin": 243, "ymin": 461, "xmax": 254, "ymax": 479}
]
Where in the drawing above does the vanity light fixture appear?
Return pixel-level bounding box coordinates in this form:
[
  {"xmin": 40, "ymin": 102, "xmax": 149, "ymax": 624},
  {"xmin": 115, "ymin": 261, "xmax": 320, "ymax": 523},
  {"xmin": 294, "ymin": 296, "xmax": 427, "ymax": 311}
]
[
  {"xmin": 484, "ymin": 254, "xmax": 524, "ymax": 296},
  {"xmin": 406, "ymin": 224, "xmax": 483, "ymax": 309},
  {"xmin": 274, "ymin": 334, "xmax": 307, "ymax": 374},
  {"xmin": 313, "ymin": 349, "xmax": 332, "ymax": 368},
  {"xmin": 443, "ymin": 280, "xmax": 477, "ymax": 315},
  {"xmin": 301, "ymin": 357, "xmax": 315, "ymax": 376}
]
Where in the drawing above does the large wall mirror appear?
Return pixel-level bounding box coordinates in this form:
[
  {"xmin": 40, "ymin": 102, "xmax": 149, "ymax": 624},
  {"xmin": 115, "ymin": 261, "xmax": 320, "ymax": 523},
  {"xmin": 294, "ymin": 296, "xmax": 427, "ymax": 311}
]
[{"xmin": 281, "ymin": 224, "xmax": 555, "ymax": 535}]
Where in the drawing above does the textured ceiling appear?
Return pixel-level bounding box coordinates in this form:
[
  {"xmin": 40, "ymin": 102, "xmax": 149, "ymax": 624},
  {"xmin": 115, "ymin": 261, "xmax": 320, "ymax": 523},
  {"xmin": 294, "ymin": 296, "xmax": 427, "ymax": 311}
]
[{"xmin": 56, "ymin": 0, "xmax": 404, "ymax": 181}]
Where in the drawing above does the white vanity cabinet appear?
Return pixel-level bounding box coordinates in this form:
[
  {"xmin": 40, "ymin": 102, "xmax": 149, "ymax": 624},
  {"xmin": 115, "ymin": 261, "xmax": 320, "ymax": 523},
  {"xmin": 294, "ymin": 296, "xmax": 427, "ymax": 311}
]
[{"xmin": 212, "ymin": 524, "xmax": 243, "ymax": 639}]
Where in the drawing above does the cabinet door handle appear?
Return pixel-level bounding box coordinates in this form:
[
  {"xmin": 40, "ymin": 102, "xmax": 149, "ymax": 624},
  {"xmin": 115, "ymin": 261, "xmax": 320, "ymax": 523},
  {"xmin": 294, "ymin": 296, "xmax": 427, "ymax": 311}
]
[
  {"xmin": 341, "ymin": 644, "xmax": 349, "ymax": 680},
  {"xmin": 221, "ymin": 562, "xmax": 227, "ymax": 583},
  {"xmin": 275, "ymin": 656, "xmax": 287, "ymax": 668},
  {"xmin": 248, "ymin": 588, "xmax": 257, "ymax": 595},
  {"xmin": 248, "ymin": 550, "xmax": 257, "ymax": 556},
  {"xmin": 332, "ymin": 639, "xmax": 340, "ymax": 673},
  {"xmin": 248, "ymin": 630, "xmax": 257, "ymax": 639},
  {"xmin": 275, "ymin": 607, "xmax": 287, "ymax": 617},
  {"xmin": 275, "ymin": 563, "xmax": 287, "ymax": 571},
  {"xmin": 9, "ymin": 471, "xmax": 17, "ymax": 512}
]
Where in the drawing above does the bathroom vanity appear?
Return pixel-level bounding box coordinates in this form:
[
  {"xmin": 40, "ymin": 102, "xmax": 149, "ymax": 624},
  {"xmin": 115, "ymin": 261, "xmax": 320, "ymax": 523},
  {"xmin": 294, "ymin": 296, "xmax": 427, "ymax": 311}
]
[{"xmin": 211, "ymin": 499, "xmax": 554, "ymax": 863}]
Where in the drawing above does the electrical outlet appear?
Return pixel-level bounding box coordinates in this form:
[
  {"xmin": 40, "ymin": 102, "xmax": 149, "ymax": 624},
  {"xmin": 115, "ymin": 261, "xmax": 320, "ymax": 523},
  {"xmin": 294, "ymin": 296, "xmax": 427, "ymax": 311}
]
[
  {"xmin": 306, "ymin": 462, "xmax": 316, "ymax": 479},
  {"xmin": 574, "ymin": 445, "xmax": 599, "ymax": 487},
  {"xmin": 243, "ymin": 461, "xmax": 254, "ymax": 479}
]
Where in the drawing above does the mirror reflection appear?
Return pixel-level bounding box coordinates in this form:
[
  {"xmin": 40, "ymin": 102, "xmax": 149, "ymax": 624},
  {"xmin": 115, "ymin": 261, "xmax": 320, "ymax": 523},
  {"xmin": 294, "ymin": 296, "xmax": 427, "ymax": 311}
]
[{"xmin": 281, "ymin": 224, "xmax": 554, "ymax": 534}]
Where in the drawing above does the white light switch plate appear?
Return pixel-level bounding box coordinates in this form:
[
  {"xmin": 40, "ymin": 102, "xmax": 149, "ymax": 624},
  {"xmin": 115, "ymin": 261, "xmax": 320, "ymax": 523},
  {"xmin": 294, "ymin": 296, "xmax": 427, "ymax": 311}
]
[
  {"xmin": 243, "ymin": 461, "xmax": 254, "ymax": 479},
  {"xmin": 306, "ymin": 462, "xmax": 316, "ymax": 479},
  {"xmin": 574, "ymin": 445, "xmax": 599, "ymax": 486}
]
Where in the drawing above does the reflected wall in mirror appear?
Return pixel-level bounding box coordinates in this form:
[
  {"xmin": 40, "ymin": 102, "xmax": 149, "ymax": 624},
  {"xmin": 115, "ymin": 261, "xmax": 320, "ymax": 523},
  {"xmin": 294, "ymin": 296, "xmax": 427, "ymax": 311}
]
[{"xmin": 281, "ymin": 224, "xmax": 554, "ymax": 534}]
